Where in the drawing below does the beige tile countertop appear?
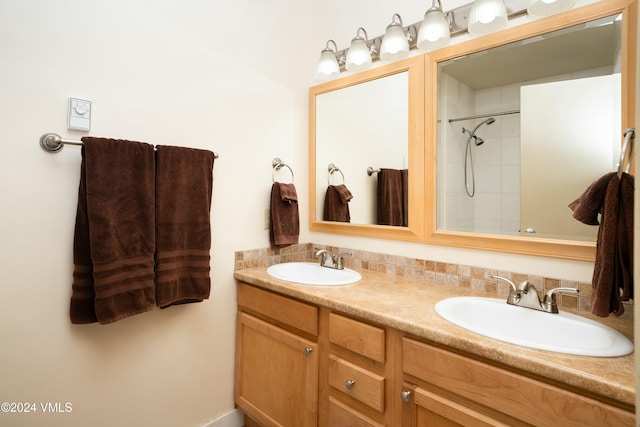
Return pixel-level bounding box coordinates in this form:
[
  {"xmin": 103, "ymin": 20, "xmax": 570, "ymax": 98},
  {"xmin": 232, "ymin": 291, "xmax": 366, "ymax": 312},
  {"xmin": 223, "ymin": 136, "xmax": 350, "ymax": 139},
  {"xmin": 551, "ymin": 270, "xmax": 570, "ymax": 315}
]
[{"xmin": 234, "ymin": 266, "xmax": 635, "ymax": 407}]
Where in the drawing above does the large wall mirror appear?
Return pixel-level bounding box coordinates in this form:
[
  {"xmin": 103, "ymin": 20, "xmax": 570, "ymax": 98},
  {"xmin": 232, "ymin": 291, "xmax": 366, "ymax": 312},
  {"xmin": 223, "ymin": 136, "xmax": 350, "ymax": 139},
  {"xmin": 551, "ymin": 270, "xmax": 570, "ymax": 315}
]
[
  {"xmin": 425, "ymin": 0, "xmax": 636, "ymax": 260},
  {"xmin": 310, "ymin": 56, "xmax": 426, "ymax": 241}
]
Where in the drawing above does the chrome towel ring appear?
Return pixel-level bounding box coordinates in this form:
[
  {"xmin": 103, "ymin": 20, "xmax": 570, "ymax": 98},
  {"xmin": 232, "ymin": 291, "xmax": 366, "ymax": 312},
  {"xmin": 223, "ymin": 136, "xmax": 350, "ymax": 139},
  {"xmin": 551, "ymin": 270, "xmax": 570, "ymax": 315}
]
[
  {"xmin": 272, "ymin": 157, "xmax": 294, "ymax": 183},
  {"xmin": 327, "ymin": 163, "xmax": 345, "ymax": 185}
]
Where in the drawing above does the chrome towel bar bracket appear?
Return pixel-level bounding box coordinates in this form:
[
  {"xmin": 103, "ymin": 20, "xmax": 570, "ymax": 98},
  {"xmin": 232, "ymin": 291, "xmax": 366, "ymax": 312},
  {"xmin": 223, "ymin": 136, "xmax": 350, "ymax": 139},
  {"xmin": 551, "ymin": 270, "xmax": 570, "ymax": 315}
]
[{"xmin": 40, "ymin": 133, "xmax": 84, "ymax": 153}]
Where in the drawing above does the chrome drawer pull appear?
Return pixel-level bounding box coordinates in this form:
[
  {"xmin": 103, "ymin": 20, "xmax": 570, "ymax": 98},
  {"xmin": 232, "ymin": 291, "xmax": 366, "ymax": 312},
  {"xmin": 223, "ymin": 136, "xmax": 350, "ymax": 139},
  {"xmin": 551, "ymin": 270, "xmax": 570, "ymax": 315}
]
[
  {"xmin": 400, "ymin": 390, "xmax": 411, "ymax": 403},
  {"xmin": 345, "ymin": 379, "xmax": 356, "ymax": 390},
  {"xmin": 304, "ymin": 347, "xmax": 313, "ymax": 356}
]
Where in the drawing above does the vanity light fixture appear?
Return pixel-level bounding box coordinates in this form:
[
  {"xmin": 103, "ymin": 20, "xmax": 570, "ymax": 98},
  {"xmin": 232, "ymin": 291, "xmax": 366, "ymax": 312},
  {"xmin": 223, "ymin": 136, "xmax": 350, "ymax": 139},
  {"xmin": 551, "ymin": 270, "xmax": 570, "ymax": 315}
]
[
  {"xmin": 380, "ymin": 14, "xmax": 410, "ymax": 62},
  {"xmin": 468, "ymin": 0, "xmax": 508, "ymax": 35},
  {"xmin": 527, "ymin": 0, "xmax": 575, "ymax": 16},
  {"xmin": 417, "ymin": 0, "xmax": 451, "ymax": 51},
  {"xmin": 314, "ymin": 0, "xmax": 530, "ymax": 80},
  {"xmin": 315, "ymin": 40, "xmax": 342, "ymax": 81},
  {"xmin": 346, "ymin": 28, "xmax": 373, "ymax": 72}
]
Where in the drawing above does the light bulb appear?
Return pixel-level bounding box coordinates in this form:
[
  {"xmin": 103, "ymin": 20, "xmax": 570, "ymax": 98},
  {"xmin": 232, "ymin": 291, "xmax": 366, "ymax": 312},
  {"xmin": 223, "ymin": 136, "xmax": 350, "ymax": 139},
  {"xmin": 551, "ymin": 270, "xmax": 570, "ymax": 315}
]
[
  {"xmin": 346, "ymin": 28, "xmax": 372, "ymax": 72},
  {"xmin": 315, "ymin": 41, "xmax": 340, "ymax": 81},
  {"xmin": 380, "ymin": 14, "xmax": 409, "ymax": 62},
  {"xmin": 417, "ymin": 3, "xmax": 450, "ymax": 51},
  {"xmin": 468, "ymin": 0, "xmax": 508, "ymax": 35}
]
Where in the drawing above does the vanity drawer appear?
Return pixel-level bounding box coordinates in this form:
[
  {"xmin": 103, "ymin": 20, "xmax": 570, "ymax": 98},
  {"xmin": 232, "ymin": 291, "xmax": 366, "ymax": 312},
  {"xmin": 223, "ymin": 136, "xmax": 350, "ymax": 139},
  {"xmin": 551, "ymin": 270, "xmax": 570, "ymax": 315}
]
[
  {"xmin": 329, "ymin": 396, "xmax": 384, "ymax": 427},
  {"xmin": 329, "ymin": 312, "xmax": 385, "ymax": 363},
  {"xmin": 403, "ymin": 338, "xmax": 634, "ymax": 427},
  {"xmin": 329, "ymin": 354, "xmax": 385, "ymax": 412},
  {"xmin": 237, "ymin": 282, "xmax": 318, "ymax": 336}
]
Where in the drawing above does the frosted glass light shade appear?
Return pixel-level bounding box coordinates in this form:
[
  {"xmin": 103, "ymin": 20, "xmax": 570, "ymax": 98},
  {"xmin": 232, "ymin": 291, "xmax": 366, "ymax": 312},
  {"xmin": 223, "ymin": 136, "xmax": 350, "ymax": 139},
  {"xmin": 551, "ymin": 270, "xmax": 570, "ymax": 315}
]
[
  {"xmin": 417, "ymin": 8, "xmax": 451, "ymax": 51},
  {"xmin": 315, "ymin": 49, "xmax": 340, "ymax": 81},
  {"xmin": 380, "ymin": 22, "xmax": 409, "ymax": 62},
  {"xmin": 346, "ymin": 37, "xmax": 372, "ymax": 72},
  {"xmin": 527, "ymin": 0, "xmax": 575, "ymax": 16},
  {"xmin": 468, "ymin": 0, "xmax": 508, "ymax": 35}
]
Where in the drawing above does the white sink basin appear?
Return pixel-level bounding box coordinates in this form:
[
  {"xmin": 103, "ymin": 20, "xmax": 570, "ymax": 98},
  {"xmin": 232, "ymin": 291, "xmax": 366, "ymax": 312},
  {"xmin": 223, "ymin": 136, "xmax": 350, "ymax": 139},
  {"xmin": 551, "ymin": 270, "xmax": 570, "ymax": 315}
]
[
  {"xmin": 435, "ymin": 297, "xmax": 633, "ymax": 357},
  {"xmin": 266, "ymin": 262, "xmax": 361, "ymax": 286}
]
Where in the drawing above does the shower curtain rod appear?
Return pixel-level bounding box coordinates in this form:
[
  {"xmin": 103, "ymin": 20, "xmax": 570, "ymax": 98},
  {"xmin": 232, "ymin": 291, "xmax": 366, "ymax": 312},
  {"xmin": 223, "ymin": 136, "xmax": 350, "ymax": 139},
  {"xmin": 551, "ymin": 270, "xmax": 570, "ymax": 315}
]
[
  {"xmin": 39, "ymin": 132, "xmax": 219, "ymax": 158},
  {"xmin": 448, "ymin": 109, "xmax": 520, "ymax": 123}
]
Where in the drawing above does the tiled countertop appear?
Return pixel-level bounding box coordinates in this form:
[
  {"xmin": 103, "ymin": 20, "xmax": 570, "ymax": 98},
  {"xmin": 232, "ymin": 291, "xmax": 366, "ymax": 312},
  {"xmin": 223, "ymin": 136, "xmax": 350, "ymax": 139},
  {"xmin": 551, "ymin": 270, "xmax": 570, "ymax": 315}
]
[{"xmin": 234, "ymin": 266, "xmax": 635, "ymax": 407}]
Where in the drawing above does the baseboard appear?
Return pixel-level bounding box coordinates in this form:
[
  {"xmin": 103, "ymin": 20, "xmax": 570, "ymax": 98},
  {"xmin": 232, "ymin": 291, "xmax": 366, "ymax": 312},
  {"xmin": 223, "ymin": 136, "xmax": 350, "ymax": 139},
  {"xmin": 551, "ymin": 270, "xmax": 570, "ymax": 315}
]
[{"xmin": 201, "ymin": 408, "xmax": 244, "ymax": 427}]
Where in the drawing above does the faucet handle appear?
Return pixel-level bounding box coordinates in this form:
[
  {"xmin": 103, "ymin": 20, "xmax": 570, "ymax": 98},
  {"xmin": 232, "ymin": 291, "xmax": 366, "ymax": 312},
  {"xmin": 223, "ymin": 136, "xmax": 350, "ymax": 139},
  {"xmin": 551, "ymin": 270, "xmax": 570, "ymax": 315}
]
[
  {"xmin": 335, "ymin": 252, "xmax": 352, "ymax": 270},
  {"xmin": 492, "ymin": 275, "xmax": 520, "ymax": 304},
  {"xmin": 492, "ymin": 275, "xmax": 516, "ymax": 291},
  {"xmin": 543, "ymin": 287, "xmax": 579, "ymax": 313}
]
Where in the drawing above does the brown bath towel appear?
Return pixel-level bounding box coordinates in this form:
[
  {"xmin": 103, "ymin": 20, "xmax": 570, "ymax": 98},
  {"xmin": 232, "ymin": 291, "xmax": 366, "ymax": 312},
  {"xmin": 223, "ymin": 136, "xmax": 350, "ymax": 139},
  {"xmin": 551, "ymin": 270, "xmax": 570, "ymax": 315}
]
[
  {"xmin": 155, "ymin": 146, "xmax": 215, "ymax": 309},
  {"xmin": 377, "ymin": 168, "xmax": 408, "ymax": 226},
  {"xmin": 70, "ymin": 138, "xmax": 156, "ymax": 324},
  {"xmin": 569, "ymin": 172, "xmax": 634, "ymax": 317},
  {"xmin": 323, "ymin": 184, "xmax": 353, "ymax": 222},
  {"xmin": 269, "ymin": 182, "xmax": 299, "ymax": 248}
]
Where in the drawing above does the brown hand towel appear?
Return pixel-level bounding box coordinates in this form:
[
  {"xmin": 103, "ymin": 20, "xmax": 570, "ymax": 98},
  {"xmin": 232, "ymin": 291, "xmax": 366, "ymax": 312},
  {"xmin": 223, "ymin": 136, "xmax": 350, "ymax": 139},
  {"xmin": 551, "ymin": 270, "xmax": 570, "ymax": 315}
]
[
  {"xmin": 376, "ymin": 168, "xmax": 408, "ymax": 227},
  {"xmin": 269, "ymin": 182, "xmax": 299, "ymax": 248},
  {"xmin": 323, "ymin": 184, "xmax": 352, "ymax": 222},
  {"xmin": 569, "ymin": 172, "xmax": 634, "ymax": 317},
  {"xmin": 155, "ymin": 145, "xmax": 215, "ymax": 309},
  {"xmin": 70, "ymin": 138, "xmax": 156, "ymax": 324}
]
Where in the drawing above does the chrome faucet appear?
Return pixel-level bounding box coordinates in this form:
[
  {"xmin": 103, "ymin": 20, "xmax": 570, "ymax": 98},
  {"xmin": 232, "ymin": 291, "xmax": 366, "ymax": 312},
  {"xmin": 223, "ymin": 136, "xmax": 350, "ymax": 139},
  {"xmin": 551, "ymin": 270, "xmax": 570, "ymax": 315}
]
[
  {"xmin": 492, "ymin": 275, "xmax": 579, "ymax": 314},
  {"xmin": 314, "ymin": 248, "xmax": 351, "ymax": 270}
]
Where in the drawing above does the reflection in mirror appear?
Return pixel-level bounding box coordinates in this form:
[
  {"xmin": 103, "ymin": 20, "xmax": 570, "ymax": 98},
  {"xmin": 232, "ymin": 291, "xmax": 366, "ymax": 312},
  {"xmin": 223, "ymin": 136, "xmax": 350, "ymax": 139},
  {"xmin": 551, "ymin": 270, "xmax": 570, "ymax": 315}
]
[
  {"xmin": 437, "ymin": 14, "xmax": 622, "ymax": 242},
  {"xmin": 315, "ymin": 72, "xmax": 409, "ymax": 225},
  {"xmin": 310, "ymin": 56, "xmax": 425, "ymax": 241}
]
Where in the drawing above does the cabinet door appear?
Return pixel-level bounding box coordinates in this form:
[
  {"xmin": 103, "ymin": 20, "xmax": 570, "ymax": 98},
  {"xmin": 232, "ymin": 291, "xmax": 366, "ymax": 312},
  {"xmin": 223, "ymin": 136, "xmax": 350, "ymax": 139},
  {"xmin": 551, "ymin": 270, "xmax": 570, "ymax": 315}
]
[
  {"xmin": 401, "ymin": 384, "xmax": 510, "ymax": 427},
  {"xmin": 235, "ymin": 312, "xmax": 318, "ymax": 427}
]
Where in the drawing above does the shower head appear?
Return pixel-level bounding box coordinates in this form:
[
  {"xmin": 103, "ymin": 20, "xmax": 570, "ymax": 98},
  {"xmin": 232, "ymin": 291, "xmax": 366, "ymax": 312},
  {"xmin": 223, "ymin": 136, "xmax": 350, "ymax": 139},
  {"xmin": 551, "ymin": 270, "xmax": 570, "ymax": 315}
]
[
  {"xmin": 462, "ymin": 117, "xmax": 495, "ymax": 146},
  {"xmin": 470, "ymin": 117, "xmax": 496, "ymax": 136}
]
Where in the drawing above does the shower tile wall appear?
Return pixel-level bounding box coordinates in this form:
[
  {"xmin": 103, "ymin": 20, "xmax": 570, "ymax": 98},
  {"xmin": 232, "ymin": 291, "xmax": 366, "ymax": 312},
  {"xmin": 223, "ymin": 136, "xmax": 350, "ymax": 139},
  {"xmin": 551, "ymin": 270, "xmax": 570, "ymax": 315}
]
[
  {"xmin": 475, "ymin": 84, "xmax": 521, "ymax": 235},
  {"xmin": 440, "ymin": 74, "xmax": 521, "ymax": 235},
  {"xmin": 441, "ymin": 66, "xmax": 612, "ymax": 235}
]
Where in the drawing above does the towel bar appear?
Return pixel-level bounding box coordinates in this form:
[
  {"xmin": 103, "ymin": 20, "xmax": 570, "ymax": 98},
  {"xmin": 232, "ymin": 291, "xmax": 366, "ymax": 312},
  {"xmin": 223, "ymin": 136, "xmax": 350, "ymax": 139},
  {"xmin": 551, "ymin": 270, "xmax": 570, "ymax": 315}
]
[{"xmin": 39, "ymin": 133, "xmax": 219, "ymax": 158}]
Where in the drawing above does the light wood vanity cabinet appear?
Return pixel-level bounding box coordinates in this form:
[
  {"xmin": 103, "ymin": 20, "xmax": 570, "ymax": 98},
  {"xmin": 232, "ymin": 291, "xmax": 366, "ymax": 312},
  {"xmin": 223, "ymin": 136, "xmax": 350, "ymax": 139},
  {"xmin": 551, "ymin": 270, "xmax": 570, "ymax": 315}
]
[
  {"xmin": 235, "ymin": 283, "xmax": 319, "ymax": 427},
  {"xmin": 322, "ymin": 311, "xmax": 394, "ymax": 427},
  {"xmin": 400, "ymin": 337, "xmax": 635, "ymax": 427},
  {"xmin": 235, "ymin": 282, "xmax": 634, "ymax": 427}
]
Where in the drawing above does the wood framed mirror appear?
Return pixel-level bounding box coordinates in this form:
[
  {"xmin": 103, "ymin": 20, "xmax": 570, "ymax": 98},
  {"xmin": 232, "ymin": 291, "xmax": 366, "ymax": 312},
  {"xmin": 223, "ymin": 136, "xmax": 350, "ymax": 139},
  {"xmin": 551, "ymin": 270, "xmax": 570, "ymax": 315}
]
[
  {"xmin": 309, "ymin": 56, "xmax": 426, "ymax": 241},
  {"xmin": 424, "ymin": 0, "xmax": 636, "ymax": 260}
]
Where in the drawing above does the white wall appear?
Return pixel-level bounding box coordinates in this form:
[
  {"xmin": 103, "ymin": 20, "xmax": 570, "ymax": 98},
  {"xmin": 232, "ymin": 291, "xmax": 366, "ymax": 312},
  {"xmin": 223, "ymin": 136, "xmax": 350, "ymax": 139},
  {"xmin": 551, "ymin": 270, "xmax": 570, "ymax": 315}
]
[{"xmin": 0, "ymin": 1, "xmax": 312, "ymax": 426}]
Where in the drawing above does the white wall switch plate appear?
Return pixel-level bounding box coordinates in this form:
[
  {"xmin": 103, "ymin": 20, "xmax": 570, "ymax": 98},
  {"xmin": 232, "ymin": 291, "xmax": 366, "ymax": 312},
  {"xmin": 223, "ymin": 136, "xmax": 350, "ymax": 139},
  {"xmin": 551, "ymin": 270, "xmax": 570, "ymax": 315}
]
[{"xmin": 68, "ymin": 97, "xmax": 91, "ymax": 131}]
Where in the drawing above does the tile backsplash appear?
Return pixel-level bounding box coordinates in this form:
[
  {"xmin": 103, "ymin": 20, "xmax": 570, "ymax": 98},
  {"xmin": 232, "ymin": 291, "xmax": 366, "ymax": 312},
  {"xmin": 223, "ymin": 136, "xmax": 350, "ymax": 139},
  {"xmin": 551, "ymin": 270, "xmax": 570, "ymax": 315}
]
[{"xmin": 234, "ymin": 243, "xmax": 632, "ymax": 319}]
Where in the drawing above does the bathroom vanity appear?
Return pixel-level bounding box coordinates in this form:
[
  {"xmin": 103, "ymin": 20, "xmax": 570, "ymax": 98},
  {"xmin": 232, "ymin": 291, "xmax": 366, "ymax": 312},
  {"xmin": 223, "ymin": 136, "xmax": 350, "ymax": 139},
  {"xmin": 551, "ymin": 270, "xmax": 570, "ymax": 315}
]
[{"xmin": 234, "ymin": 266, "xmax": 634, "ymax": 426}]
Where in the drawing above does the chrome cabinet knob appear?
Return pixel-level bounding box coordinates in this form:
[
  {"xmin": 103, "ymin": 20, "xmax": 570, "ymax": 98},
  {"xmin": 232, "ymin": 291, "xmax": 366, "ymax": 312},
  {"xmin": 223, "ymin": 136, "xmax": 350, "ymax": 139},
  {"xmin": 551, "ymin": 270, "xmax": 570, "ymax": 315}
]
[
  {"xmin": 400, "ymin": 390, "xmax": 411, "ymax": 403},
  {"xmin": 345, "ymin": 379, "xmax": 356, "ymax": 390},
  {"xmin": 304, "ymin": 347, "xmax": 313, "ymax": 356}
]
